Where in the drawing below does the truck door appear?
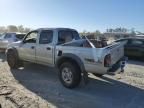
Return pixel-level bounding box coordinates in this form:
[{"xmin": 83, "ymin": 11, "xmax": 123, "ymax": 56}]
[
  {"xmin": 18, "ymin": 31, "xmax": 38, "ymax": 62},
  {"xmin": 36, "ymin": 30, "xmax": 54, "ymax": 65}
]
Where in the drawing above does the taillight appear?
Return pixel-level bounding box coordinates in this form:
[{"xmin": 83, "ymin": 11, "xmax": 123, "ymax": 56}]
[{"xmin": 104, "ymin": 54, "xmax": 111, "ymax": 67}]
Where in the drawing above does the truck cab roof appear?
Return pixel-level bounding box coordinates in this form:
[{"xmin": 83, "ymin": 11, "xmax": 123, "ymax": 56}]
[{"xmin": 36, "ymin": 28, "xmax": 77, "ymax": 31}]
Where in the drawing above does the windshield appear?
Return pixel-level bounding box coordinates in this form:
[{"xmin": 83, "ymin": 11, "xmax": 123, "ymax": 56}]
[{"xmin": 0, "ymin": 33, "xmax": 5, "ymax": 39}]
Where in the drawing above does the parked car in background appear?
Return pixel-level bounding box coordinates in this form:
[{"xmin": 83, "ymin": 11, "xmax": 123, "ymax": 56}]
[
  {"xmin": 0, "ymin": 33, "xmax": 25, "ymax": 51},
  {"xmin": 115, "ymin": 38, "xmax": 144, "ymax": 58}
]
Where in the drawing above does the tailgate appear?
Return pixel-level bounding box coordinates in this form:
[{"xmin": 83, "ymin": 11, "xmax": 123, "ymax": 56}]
[{"xmin": 105, "ymin": 42, "xmax": 125, "ymax": 65}]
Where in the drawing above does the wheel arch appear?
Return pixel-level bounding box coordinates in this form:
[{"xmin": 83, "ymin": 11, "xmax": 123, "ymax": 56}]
[
  {"xmin": 6, "ymin": 47, "xmax": 19, "ymax": 58},
  {"xmin": 56, "ymin": 53, "xmax": 86, "ymax": 73}
]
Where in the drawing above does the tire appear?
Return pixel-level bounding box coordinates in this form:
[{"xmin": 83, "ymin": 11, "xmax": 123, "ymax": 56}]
[
  {"xmin": 59, "ymin": 62, "xmax": 81, "ymax": 89},
  {"xmin": 7, "ymin": 50, "xmax": 23, "ymax": 69},
  {"xmin": 93, "ymin": 73, "xmax": 103, "ymax": 77}
]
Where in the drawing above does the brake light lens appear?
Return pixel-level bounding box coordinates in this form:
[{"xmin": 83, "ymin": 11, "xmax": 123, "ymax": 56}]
[{"xmin": 104, "ymin": 54, "xmax": 111, "ymax": 67}]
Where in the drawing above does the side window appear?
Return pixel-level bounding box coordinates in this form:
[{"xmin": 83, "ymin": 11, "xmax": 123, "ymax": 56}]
[
  {"xmin": 4, "ymin": 34, "xmax": 12, "ymax": 39},
  {"xmin": 131, "ymin": 40, "xmax": 143, "ymax": 45},
  {"xmin": 39, "ymin": 30, "xmax": 53, "ymax": 44},
  {"xmin": 24, "ymin": 31, "xmax": 38, "ymax": 43},
  {"xmin": 58, "ymin": 31, "xmax": 73, "ymax": 44}
]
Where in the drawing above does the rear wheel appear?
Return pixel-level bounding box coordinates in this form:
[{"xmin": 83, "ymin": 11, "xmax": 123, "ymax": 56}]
[{"xmin": 59, "ymin": 62, "xmax": 81, "ymax": 88}]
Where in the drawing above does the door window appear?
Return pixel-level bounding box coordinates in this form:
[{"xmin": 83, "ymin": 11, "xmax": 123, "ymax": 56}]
[
  {"xmin": 131, "ymin": 40, "xmax": 143, "ymax": 45},
  {"xmin": 24, "ymin": 31, "xmax": 38, "ymax": 43},
  {"xmin": 39, "ymin": 30, "xmax": 53, "ymax": 44},
  {"xmin": 58, "ymin": 30, "xmax": 80, "ymax": 44}
]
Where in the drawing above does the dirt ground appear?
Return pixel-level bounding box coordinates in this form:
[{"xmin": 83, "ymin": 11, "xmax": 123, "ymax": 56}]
[{"xmin": 0, "ymin": 52, "xmax": 144, "ymax": 108}]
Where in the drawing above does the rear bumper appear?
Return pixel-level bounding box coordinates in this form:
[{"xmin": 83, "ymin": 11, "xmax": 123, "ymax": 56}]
[
  {"xmin": 107, "ymin": 56, "xmax": 128, "ymax": 74},
  {"xmin": 85, "ymin": 57, "xmax": 127, "ymax": 75}
]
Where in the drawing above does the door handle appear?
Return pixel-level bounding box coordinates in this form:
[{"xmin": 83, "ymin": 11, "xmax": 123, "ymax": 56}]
[
  {"xmin": 31, "ymin": 46, "xmax": 35, "ymax": 49},
  {"xmin": 46, "ymin": 47, "xmax": 51, "ymax": 50}
]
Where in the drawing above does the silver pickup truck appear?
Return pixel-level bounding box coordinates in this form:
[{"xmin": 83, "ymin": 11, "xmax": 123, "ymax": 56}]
[{"xmin": 6, "ymin": 28, "xmax": 126, "ymax": 88}]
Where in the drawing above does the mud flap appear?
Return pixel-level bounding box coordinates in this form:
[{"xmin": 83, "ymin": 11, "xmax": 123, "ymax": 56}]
[
  {"xmin": 107, "ymin": 56, "xmax": 128, "ymax": 75},
  {"xmin": 82, "ymin": 71, "xmax": 89, "ymax": 84}
]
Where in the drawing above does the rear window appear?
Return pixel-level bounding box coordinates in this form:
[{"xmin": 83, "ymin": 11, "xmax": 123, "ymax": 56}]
[{"xmin": 16, "ymin": 34, "xmax": 25, "ymax": 40}]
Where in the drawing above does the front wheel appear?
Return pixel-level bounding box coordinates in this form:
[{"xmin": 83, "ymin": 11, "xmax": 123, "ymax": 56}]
[
  {"xmin": 7, "ymin": 50, "xmax": 23, "ymax": 69},
  {"xmin": 59, "ymin": 62, "xmax": 81, "ymax": 89}
]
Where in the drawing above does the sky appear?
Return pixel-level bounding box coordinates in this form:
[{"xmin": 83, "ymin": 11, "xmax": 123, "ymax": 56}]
[{"xmin": 0, "ymin": 0, "xmax": 144, "ymax": 32}]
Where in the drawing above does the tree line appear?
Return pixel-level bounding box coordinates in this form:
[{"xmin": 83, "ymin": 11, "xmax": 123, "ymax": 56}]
[
  {"xmin": 106, "ymin": 27, "xmax": 137, "ymax": 35},
  {"xmin": 0, "ymin": 25, "xmax": 31, "ymax": 33},
  {"xmin": 80, "ymin": 30, "xmax": 102, "ymax": 39},
  {"xmin": 0, "ymin": 25, "xmax": 143, "ymax": 36},
  {"xmin": 80, "ymin": 27, "xmax": 144, "ymax": 39}
]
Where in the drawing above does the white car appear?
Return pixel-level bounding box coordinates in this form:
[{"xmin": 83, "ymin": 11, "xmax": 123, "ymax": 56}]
[{"xmin": 0, "ymin": 33, "xmax": 25, "ymax": 51}]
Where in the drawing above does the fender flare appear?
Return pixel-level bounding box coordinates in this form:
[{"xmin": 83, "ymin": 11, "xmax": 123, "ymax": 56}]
[
  {"xmin": 56, "ymin": 53, "xmax": 86, "ymax": 73},
  {"xmin": 56, "ymin": 53, "xmax": 88, "ymax": 84},
  {"xmin": 6, "ymin": 47, "xmax": 19, "ymax": 58}
]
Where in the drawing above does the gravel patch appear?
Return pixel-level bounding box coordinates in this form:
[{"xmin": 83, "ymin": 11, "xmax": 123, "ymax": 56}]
[{"xmin": 0, "ymin": 53, "xmax": 144, "ymax": 108}]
